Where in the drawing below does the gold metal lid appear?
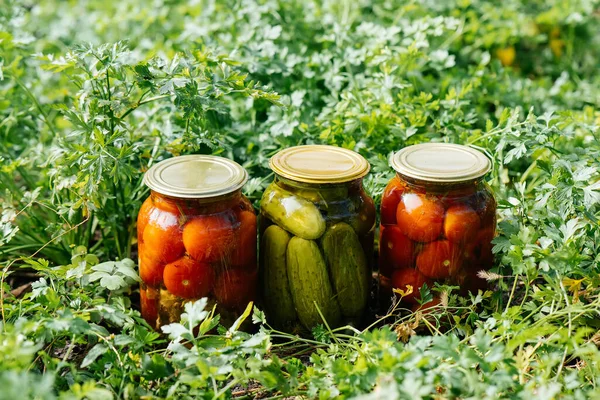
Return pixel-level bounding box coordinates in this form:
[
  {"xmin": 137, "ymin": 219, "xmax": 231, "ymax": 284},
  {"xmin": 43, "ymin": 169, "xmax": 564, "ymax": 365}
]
[
  {"xmin": 391, "ymin": 143, "xmax": 491, "ymax": 183},
  {"xmin": 143, "ymin": 155, "xmax": 248, "ymax": 198},
  {"xmin": 269, "ymin": 145, "xmax": 370, "ymax": 184}
]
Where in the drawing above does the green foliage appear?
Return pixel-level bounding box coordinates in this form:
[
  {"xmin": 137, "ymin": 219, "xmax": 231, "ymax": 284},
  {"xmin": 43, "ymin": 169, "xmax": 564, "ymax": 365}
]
[{"xmin": 1, "ymin": 0, "xmax": 600, "ymax": 398}]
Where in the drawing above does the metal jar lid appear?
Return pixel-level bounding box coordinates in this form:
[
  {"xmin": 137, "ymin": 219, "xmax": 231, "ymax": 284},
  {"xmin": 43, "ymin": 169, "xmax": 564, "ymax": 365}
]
[
  {"xmin": 143, "ymin": 155, "xmax": 248, "ymax": 199},
  {"xmin": 391, "ymin": 143, "xmax": 491, "ymax": 183},
  {"xmin": 269, "ymin": 145, "xmax": 370, "ymax": 184}
]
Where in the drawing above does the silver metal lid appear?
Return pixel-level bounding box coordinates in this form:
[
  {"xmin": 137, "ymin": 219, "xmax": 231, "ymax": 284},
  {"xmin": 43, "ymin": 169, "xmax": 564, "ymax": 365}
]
[
  {"xmin": 391, "ymin": 143, "xmax": 491, "ymax": 183},
  {"xmin": 143, "ymin": 155, "xmax": 248, "ymax": 198}
]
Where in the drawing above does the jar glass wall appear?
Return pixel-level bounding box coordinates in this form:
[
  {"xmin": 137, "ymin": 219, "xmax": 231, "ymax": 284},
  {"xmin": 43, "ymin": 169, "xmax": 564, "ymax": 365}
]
[
  {"xmin": 379, "ymin": 144, "xmax": 496, "ymax": 308},
  {"xmin": 259, "ymin": 145, "xmax": 374, "ymax": 333},
  {"xmin": 138, "ymin": 156, "xmax": 256, "ymax": 330}
]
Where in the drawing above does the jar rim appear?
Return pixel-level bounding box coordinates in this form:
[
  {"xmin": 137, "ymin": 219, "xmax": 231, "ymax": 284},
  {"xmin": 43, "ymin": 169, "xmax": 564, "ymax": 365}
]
[
  {"xmin": 143, "ymin": 155, "xmax": 248, "ymax": 199},
  {"xmin": 391, "ymin": 143, "xmax": 491, "ymax": 183},
  {"xmin": 269, "ymin": 145, "xmax": 370, "ymax": 184}
]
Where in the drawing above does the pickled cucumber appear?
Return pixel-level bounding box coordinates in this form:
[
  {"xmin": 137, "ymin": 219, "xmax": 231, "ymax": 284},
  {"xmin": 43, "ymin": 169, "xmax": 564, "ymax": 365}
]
[
  {"xmin": 261, "ymin": 225, "xmax": 297, "ymax": 328},
  {"xmin": 320, "ymin": 222, "xmax": 369, "ymax": 318},
  {"xmin": 286, "ymin": 237, "xmax": 341, "ymax": 329},
  {"xmin": 261, "ymin": 183, "xmax": 326, "ymax": 240}
]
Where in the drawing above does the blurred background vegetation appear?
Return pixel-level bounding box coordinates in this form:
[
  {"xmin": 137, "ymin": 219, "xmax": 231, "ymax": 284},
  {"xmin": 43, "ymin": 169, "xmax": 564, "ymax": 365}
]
[{"xmin": 1, "ymin": 0, "xmax": 600, "ymax": 398}]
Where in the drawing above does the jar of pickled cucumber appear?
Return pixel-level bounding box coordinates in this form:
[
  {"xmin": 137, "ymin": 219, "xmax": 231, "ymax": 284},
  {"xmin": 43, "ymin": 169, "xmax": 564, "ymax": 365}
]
[
  {"xmin": 138, "ymin": 155, "xmax": 257, "ymax": 330},
  {"xmin": 259, "ymin": 145, "xmax": 375, "ymax": 332},
  {"xmin": 379, "ymin": 143, "xmax": 496, "ymax": 307}
]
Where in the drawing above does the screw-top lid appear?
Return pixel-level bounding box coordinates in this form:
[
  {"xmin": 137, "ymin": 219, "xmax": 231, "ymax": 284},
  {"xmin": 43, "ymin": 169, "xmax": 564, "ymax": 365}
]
[
  {"xmin": 143, "ymin": 155, "xmax": 248, "ymax": 198},
  {"xmin": 269, "ymin": 145, "xmax": 370, "ymax": 184},
  {"xmin": 391, "ymin": 143, "xmax": 491, "ymax": 183}
]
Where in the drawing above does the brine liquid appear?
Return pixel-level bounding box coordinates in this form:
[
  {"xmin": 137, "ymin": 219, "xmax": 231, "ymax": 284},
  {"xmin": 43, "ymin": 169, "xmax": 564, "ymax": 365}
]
[
  {"xmin": 137, "ymin": 192, "xmax": 257, "ymax": 330},
  {"xmin": 379, "ymin": 176, "xmax": 496, "ymax": 306},
  {"xmin": 259, "ymin": 179, "xmax": 376, "ymax": 332}
]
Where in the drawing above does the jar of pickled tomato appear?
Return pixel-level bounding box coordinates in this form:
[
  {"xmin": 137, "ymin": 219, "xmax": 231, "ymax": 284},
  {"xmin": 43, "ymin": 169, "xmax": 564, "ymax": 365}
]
[
  {"xmin": 138, "ymin": 155, "xmax": 257, "ymax": 329},
  {"xmin": 379, "ymin": 143, "xmax": 496, "ymax": 307},
  {"xmin": 260, "ymin": 145, "xmax": 375, "ymax": 332}
]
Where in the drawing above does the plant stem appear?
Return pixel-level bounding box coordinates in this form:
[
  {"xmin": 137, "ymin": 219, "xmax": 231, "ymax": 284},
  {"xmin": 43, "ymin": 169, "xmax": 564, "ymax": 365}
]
[
  {"xmin": 505, "ymin": 274, "xmax": 519, "ymax": 312},
  {"xmin": 119, "ymin": 94, "xmax": 172, "ymax": 119}
]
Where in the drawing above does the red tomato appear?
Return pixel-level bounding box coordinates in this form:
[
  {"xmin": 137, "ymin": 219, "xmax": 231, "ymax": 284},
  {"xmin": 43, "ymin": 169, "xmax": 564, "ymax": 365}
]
[
  {"xmin": 182, "ymin": 214, "xmax": 235, "ymax": 263},
  {"xmin": 416, "ymin": 240, "xmax": 461, "ymax": 279},
  {"xmin": 229, "ymin": 211, "xmax": 257, "ymax": 268},
  {"xmin": 391, "ymin": 268, "xmax": 431, "ymax": 303},
  {"xmin": 138, "ymin": 246, "xmax": 165, "ymax": 287},
  {"xmin": 380, "ymin": 177, "xmax": 405, "ymax": 225},
  {"xmin": 142, "ymin": 211, "xmax": 185, "ymax": 264},
  {"xmin": 214, "ymin": 268, "xmax": 257, "ymax": 309},
  {"xmin": 140, "ymin": 287, "xmax": 159, "ymax": 326},
  {"xmin": 379, "ymin": 225, "xmax": 415, "ymax": 270},
  {"xmin": 153, "ymin": 195, "xmax": 182, "ymax": 215},
  {"xmin": 443, "ymin": 205, "xmax": 481, "ymax": 243},
  {"xmin": 163, "ymin": 255, "xmax": 214, "ymax": 299},
  {"xmin": 137, "ymin": 197, "xmax": 154, "ymax": 244},
  {"xmin": 379, "ymin": 272, "xmax": 392, "ymax": 291},
  {"xmin": 396, "ymin": 193, "xmax": 444, "ymax": 242}
]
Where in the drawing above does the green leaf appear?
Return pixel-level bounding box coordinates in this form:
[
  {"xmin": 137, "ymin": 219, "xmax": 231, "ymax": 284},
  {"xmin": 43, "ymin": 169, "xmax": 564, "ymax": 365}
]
[
  {"xmin": 228, "ymin": 301, "xmax": 253, "ymax": 333},
  {"xmin": 80, "ymin": 344, "xmax": 108, "ymax": 368}
]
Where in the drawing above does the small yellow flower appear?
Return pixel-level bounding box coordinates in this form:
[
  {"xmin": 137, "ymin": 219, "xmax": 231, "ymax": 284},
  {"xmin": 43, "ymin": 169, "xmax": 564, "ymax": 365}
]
[
  {"xmin": 550, "ymin": 38, "xmax": 565, "ymax": 58},
  {"xmin": 496, "ymin": 46, "xmax": 516, "ymax": 67}
]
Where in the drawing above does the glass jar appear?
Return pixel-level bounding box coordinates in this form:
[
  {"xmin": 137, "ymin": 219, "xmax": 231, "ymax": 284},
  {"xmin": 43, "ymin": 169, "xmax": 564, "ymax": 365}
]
[
  {"xmin": 379, "ymin": 143, "xmax": 496, "ymax": 307},
  {"xmin": 138, "ymin": 155, "xmax": 257, "ymax": 330},
  {"xmin": 259, "ymin": 145, "xmax": 375, "ymax": 333}
]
